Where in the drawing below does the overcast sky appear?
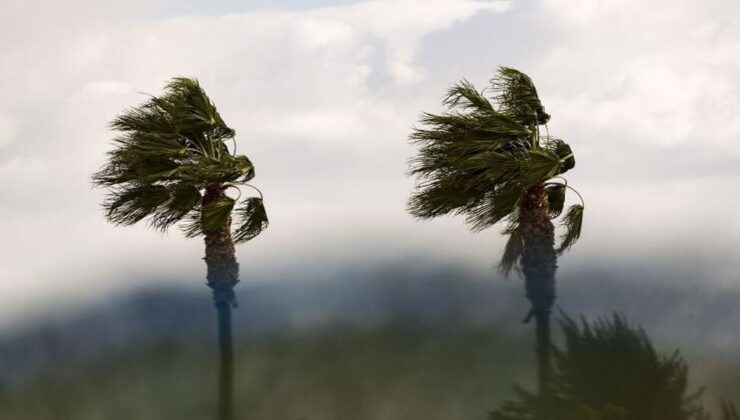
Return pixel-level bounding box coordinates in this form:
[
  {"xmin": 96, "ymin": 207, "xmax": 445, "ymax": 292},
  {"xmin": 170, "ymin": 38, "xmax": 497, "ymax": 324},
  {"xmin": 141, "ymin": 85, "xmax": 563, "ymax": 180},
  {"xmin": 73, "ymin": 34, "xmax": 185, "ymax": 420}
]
[{"xmin": 1, "ymin": 0, "xmax": 739, "ymax": 328}]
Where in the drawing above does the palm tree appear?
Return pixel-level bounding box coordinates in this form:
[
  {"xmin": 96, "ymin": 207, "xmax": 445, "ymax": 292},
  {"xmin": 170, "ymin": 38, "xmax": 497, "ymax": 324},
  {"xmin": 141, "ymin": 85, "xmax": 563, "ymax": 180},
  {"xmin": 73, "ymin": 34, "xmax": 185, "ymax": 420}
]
[
  {"xmin": 406, "ymin": 67, "xmax": 583, "ymax": 393},
  {"xmin": 491, "ymin": 313, "xmax": 710, "ymax": 420},
  {"xmin": 92, "ymin": 78, "xmax": 268, "ymax": 420}
]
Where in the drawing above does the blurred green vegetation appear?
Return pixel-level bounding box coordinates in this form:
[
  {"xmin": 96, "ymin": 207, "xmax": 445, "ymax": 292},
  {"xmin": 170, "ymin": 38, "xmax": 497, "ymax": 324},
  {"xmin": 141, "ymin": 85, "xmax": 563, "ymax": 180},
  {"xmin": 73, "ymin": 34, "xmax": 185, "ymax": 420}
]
[
  {"xmin": 0, "ymin": 327, "xmax": 532, "ymax": 420},
  {"xmin": 1, "ymin": 325, "xmax": 737, "ymax": 420}
]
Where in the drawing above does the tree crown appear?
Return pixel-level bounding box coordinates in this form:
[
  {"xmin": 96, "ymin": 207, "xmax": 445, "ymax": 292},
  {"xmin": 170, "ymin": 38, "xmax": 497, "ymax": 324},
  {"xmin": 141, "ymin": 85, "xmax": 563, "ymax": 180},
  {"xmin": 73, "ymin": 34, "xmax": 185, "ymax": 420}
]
[
  {"xmin": 407, "ymin": 67, "xmax": 583, "ymax": 272},
  {"xmin": 92, "ymin": 77, "xmax": 268, "ymax": 243}
]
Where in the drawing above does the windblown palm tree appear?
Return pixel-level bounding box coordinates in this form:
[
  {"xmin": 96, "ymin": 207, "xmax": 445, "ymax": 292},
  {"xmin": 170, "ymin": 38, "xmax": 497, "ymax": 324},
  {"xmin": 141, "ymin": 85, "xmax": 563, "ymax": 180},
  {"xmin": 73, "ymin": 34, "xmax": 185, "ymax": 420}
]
[
  {"xmin": 491, "ymin": 313, "xmax": 714, "ymax": 420},
  {"xmin": 92, "ymin": 78, "xmax": 268, "ymax": 420},
  {"xmin": 406, "ymin": 67, "xmax": 583, "ymax": 393}
]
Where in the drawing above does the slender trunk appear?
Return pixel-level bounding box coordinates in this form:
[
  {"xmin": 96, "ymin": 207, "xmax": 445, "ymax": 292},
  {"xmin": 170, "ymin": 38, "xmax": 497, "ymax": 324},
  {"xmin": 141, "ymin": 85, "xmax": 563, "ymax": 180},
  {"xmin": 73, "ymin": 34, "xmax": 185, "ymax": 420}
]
[
  {"xmin": 203, "ymin": 185, "xmax": 239, "ymax": 420},
  {"xmin": 519, "ymin": 184, "xmax": 557, "ymax": 396},
  {"xmin": 216, "ymin": 301, "xmax": 234, "ymax": 420}
]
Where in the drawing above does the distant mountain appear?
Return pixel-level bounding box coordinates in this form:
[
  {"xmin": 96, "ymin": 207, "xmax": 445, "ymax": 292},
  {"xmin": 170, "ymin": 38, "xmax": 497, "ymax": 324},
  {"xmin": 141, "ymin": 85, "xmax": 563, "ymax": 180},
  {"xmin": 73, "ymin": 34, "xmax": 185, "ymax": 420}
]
[{"xmin": 1, "ymin": 261, "xmax": 738, "ymax": 389}]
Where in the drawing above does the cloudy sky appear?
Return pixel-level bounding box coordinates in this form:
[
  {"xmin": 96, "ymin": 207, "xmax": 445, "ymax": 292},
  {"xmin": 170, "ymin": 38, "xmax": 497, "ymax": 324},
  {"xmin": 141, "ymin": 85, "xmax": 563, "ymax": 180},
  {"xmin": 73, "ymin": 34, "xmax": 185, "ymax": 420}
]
[{"xmin": 1, "ymin": 0, "xmax": 739, "ymax": 328}]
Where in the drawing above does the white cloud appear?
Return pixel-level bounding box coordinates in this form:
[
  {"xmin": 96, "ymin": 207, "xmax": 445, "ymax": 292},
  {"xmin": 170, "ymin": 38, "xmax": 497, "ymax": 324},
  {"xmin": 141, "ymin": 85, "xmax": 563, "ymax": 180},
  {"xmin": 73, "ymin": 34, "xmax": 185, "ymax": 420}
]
[
  {"xmin": 1, "ymin": 0, "xmax": 739, "ymax": 328},
  {"xmin": 0, "ymin": 0, "xmax": 509, "ymax": 327},
  {"xmin": 82, "ymin": 80, "xmax": 132, "ymax": 96},
  {"xmin": 537, "ymin": 0, "xmax": 740, "ymax": 152},
  {"xmin": 0, "ymin": 112, "xmax": 19, "ymax": 147}
]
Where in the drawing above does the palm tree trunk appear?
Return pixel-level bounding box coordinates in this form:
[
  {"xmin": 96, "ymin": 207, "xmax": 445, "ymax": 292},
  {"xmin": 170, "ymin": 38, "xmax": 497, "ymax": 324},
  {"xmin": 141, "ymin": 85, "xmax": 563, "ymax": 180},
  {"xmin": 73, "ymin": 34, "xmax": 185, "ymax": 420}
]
[
  {"xmin": 203, "ymin": 186, "xmax": 240, "ymax": 420},
  {"xmin": 519, "ymin": 184, "xmax": 557, "ymax": 396},
  {"xmin": 215, "ymin": 300, "xmax": 234, "ymax": 420}
]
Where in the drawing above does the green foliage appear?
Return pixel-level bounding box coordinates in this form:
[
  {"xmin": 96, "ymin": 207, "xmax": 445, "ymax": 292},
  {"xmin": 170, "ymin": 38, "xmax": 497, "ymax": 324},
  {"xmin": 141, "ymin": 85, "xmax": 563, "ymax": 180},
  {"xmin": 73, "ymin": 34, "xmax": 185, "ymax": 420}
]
[
  {"xmin": 106, "ymin": 185, "xmax": 171, "ymax": 226},
  {"xmin": 546, "ymin": 184, "xmax": 566, "ymax": 218},
  {"xmin": 500, "ymin": 218, "xmax": 524, "ymax": 275},
  {"xmin": 407, "ymin": 67, "xmax": 584, "ymax": 265},
  {"xmin": 491, "ymin": 67, "xmax": 550, "ymax": 126},
  {"xmin": 558, "ymin": 204, "xmax": 584, "ymax": 254},
  {"xmin": 491, "ymin": 313, "xmax": 707, "ymax": 420},
  {"xmin": 233, "ymin": 197, "xmax": 269, "ymax": 244},
  {"xmin": 553, "ymin": 314, "xmax": 703, "ymax": 419},
  {"xmin": 0, "ymin": 328, "xmax": 531, "ymax": 420},
  {"xmin": 721, "ymin": 401, "xmax": 740, "ymax": 420},
  {"xmin": 92, "ymin": 77, "xmax": 267, "ymax": 242},
  {"xmin": 201, "ymin": 196, "xmax": 235, "ymax": 233},
  {"xmin": 442, "ymin": 79, "xmax": 494, "ymax": 112}
]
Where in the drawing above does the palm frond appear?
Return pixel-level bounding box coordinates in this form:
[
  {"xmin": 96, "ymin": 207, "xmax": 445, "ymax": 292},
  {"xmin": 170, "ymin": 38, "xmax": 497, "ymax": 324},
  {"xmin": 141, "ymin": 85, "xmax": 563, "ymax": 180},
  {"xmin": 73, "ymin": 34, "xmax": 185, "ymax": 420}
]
[
  {"xmin": 233, "ymin": 197, "xmax": 269, "ymax": 243},
  {"xmin": 104, "ymin": 185, "xmax": 170, "ymax": 226},
  {"xmin": 542, "ymin": 137, "xmax": 576, "ymax": 174},
  {"xmin": 406, "ymin": 68, "xmax": 580, "ymax": 241},
  {"xmin": 491, "ymin": 66, "xmax": 550, "ymax": 125},
  {"xmin": 721, "ymin": 400, "xmax": 740, "ymax": 420},
  {"xmin": 109, "ymin": 77, "xmax": 234, "ymax": 157},
  {"xmin": 558, "ymin": 204, "xmax": 584, "ymax": 254},
  {"xmin": 95, "ymin": 77, "xmax": 268, "ymax": 239},
  {"xmin": 465, "ymin": 185, "xmax": 525, "ymax": 231},
  {"xmin": 149, "ymin": 184, "xmax": 202, "ymax": 230},
  {"xmin": 546, "ymin": 183, "xmax": 566, "ymax": 218},
  {"xmin": 519, "ymin": 148, "xmax": 564, "ymax": 186},
  {"xmin": 442, "ymin": 79, "xmax": 494, "ymax": 112},
  {"xmin": 407, "ymin": 177, "xmax": 485, "ymax": 219},
  {"xmin": 499, "ymin": 219, "xmax": 524, "ymax": 275},
  {"xmin": 201, "ymin": 196, "xmax": 235, "ymax": 233},
  {"xmin": 157, "ymin": 77, "xmax": 234, "ymax": 141},
  {"xmin": 412, "ymin": 111, "xmax": 530, "ymax": 143},
  {"xmin": 177, "ymin": 154, "xmax": 254, "ymax": 185},
  {"xmin": 181, "ymin": 208, "xmax": 203, "ymax": 238}
]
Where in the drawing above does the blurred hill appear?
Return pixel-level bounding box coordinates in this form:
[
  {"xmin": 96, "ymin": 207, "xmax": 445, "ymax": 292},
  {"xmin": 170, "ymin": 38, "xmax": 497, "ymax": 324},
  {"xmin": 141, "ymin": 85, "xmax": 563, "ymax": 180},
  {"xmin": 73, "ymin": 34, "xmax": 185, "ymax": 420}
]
[{"xmin": 0, "ymin": 262, "xmax": 738, "ymax": 419}]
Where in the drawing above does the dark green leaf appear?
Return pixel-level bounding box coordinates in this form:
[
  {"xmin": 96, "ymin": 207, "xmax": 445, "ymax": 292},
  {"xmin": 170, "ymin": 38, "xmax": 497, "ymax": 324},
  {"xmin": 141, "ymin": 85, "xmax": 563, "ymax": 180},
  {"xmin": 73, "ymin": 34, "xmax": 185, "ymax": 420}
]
[
  {"xmin": 499, "ymin": 221, "xmax": 523, "ymax": 275},
  {"xmin": 201, "ymin": 196, "xmax": 235, "ymax": 233},
  {"xmin": 558, "ymin": 204, "xmax": 584, "ymax": 254},
  {"xmin": 105, "ymin": 185, "xmax": 170, "ymax": 226},
  {"xmin": 406, "ymin": 67, "xmax": 577, "ymax": 238},
  {"xmin": 233, "ymin": 197, "xmax": 269, "ymax": 243},
  {"xmin": 465, "ymin": 185, "xmax": 524, "ymax": 231},
  {"xmin": 520, "ymin": 148, "xmax": 563, "ymax": 186},
  {"xmin": 180, "ymin": 208, "xmax": 203, "ymax": 238},
  {"xmin": 149, "ymin": 184, "xmax": 201, "ymax": 230},
  {"xmin": 546, "ymin": 183, "xmax": 566, "ymax": 218},
  {"xmin": 543, "ymin": 138, "xmax": 575, "ymax": 174},
  {"xmin": 442, "ymin": 79, "xmax": 493, "ymax": 112},
  {"xmin": 491, "ymin": 66, "xmax": 550, "ymax": 126}
]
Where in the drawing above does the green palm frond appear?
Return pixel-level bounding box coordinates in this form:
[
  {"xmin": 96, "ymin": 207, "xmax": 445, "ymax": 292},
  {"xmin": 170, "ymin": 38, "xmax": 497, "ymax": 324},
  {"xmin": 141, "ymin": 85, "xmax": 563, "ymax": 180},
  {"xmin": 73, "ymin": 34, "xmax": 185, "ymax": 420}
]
[
  {"xmin": 558, "ymin": 204, "xmax": 584, "ymax": 254},
  {"xmin": 500, "ymin": 219, "xmax": 524, "ymax": 275},
  {"xmin": 105, "ymin": 185, "xmax": 170, "ymax": 226},
  {"xmin": 180, "ymin": 208, "xmax": 203, "ymax": 238},
  {"xmin": 113, "ymin": 78, "xmax": 234, "ymax": 141},
  {"xmin": 491, "ymin": 66, "xmax": 550, "ymax": 125},
  {"xmin": 413, "ymin": 112, "xmax": 531, "ymax": 143},
  {"xmin": 465, "ymin": 185, "xmax": 525, "ymax": 231},
  {"xmin": 93, "ymin": 77, "xmax": 268, "ymax": 241},
  {"xmin": 493, "ymin": 313, "xmax": 705, "ymax": 420},
  {"xmin": 519, "ymin": 148, "xmax": 564, "ymax": 185},
  {"xmin": 442, "ymin": 79, "xmax": 494, "ymax": 112},
  {"xmin": 407, "ymin": 67, "xmax": 582, "ymax": 260},
  {"xmin": 233, "ymin": 197, "xmax": 269, "ymax": 243},
  {"xmin": 546, "ymin": 184, "xmax": 566, "ymax": 218},
  {"xmin": 407, "ymin": 177, "xmax": 483, "ymax": 219},
  {"xmin": 201, "ymin": 196, "xmax": 235, "ymax": 233},
  {"xmin": 177, "ymin": 155, "xmax": 254, "ymax": 185},
  {"xmin": 149, "ymin": 184, "xmax": 202, "ymax": 230},
  {"xmin": 542, "ymin": 137, "xmax": 575, "ymax": 174}
]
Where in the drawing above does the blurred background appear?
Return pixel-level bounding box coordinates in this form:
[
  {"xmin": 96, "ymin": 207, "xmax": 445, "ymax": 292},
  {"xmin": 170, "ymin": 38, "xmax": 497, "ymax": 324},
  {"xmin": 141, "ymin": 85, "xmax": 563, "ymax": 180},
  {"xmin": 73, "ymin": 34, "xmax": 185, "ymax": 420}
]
[{"xmin": 1, "ymin": 0, "xmax": 739, "ymax": 418}]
